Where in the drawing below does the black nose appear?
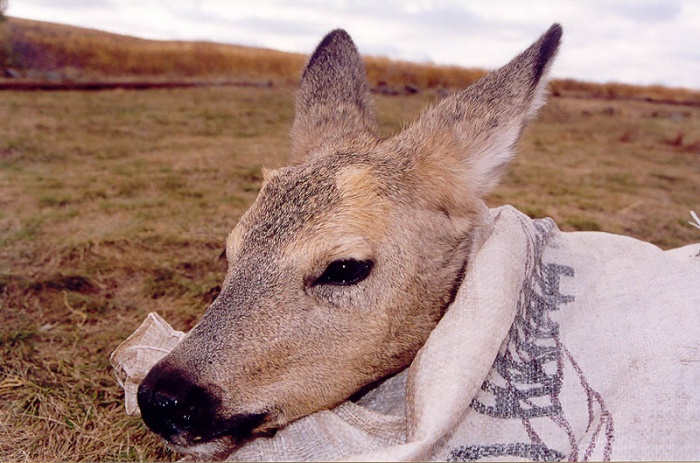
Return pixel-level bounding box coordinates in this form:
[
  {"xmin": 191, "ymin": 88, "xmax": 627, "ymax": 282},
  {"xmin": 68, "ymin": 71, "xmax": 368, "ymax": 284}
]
[{"xmin": 137, "ymin": 364, "xmax": 216, "ymax": 441}]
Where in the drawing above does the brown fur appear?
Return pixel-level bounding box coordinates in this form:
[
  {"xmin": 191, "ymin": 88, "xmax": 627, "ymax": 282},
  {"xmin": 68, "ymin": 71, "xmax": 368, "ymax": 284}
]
[{"xmin": 137, "ymin": 25, "xmax": 563, "ymax": 456}]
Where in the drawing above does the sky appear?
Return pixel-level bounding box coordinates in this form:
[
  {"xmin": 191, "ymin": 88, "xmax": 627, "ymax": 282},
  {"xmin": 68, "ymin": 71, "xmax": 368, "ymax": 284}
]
[{"xmin": 7, "ymin": 0, "xmax": 700, "ymax": 89}]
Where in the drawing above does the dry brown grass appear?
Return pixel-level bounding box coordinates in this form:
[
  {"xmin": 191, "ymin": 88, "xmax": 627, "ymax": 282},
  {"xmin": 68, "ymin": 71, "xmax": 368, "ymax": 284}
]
[
  {"xmin": 365, "ymin": 56, "xmax": 486, "ymax": 90},
  {"xmin": 3, "ymin": 17, "xmax": 700, "ymax": 104},
  {"xmin": 0, "ymin": 17, "xmax": 489, "ymax": 90},
  {"xmin": 551, "ymin": 78, "xmax": 700, "ymax": 105},
  {"xmin": 0, "ymin": 86, "xmax": 293, "ymax": 461},
  {"xmin": 1, "ymin": 85, "xmax": 698, "ymax": 461},
  {"xmin": 0, "ymin": 18, "xmax": 482, "ymax": 90},
  {"xmin": 1, "ymin": 17, "xmax": 307, "ymax": 83},
  {"xmin": 491, "ymin": 97, "xmax": 700, "ymax": 245}
]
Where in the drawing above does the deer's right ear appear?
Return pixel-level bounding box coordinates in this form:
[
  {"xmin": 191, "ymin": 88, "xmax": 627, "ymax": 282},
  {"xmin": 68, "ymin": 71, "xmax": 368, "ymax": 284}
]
[{"xmin": 290, "ymin": 29, "xmax": 378, "ymax": 163}]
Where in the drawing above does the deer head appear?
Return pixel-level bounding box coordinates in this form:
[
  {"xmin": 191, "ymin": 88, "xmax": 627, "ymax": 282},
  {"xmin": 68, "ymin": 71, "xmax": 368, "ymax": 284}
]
[{"xmin": 136, "ymin": 24, "xmax": 562, "ymax": 458}]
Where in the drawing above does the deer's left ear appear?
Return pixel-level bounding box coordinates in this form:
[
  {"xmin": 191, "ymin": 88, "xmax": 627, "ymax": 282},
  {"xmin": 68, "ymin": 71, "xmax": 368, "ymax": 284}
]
[
  {"xmin": 393, "ymin": 24, "xmax": 562, "ymax": 200},
  {"xmin": 290, "ymin": 29, "xmax": 378, "ymax": 163}
]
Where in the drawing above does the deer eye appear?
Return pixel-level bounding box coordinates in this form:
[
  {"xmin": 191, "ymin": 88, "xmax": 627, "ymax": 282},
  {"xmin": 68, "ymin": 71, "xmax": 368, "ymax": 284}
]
[{"xmin": 313, "ymin": 259, "xmax": 373, "ymax": 286}]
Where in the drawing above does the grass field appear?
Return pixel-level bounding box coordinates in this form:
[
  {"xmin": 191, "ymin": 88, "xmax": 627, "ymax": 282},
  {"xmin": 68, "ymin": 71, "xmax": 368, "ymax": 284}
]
[{"xmin": 0, "ymin": 84, "xmax": 698, "ymax": 461}]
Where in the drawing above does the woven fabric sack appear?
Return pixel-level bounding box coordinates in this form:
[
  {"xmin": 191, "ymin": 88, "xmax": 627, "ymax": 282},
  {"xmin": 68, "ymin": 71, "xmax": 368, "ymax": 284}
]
[{"xmin": 111, "ymin": 205, "xmax": 700, "ymax": 461}]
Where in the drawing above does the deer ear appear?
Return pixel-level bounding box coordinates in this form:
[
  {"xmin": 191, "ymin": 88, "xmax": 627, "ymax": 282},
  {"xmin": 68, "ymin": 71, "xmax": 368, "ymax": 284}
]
[
  {"xmin": 290, "ymin": 29, "xmax": 378, "ymax": 163},
  {"xmin": 395, "ymin": 24, "xmax": 562, "ymax": 199}
]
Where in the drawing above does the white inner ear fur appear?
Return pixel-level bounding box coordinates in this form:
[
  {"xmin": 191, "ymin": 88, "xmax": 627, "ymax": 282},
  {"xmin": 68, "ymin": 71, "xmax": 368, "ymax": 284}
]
[
  {"xmin": 463, "ymin": 74, "xmax": 554, "ymax": 197},
  {"xmin": 459, "ymin": 122, "xmax": 522, "ymax": 197},
  {"xmin": 526, "ymin": 71, "xmax": 554, "ymax": 120}
]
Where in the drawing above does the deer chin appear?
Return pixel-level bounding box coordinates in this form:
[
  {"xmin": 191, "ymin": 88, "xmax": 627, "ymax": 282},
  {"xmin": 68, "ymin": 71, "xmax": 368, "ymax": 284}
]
[
  {"xmin": 167, "ymin": 438, "xmax": 231, "ymax": 460},
  {"xmin": 162, "ymin": 411, "xmax": 277, "ymax": 459}
]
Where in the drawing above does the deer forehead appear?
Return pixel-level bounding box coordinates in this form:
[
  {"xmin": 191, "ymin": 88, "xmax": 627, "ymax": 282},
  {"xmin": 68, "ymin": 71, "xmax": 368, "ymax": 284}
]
[{"xmin": 226, "ymin": 162, "xmax": 391, "ymax": 272}]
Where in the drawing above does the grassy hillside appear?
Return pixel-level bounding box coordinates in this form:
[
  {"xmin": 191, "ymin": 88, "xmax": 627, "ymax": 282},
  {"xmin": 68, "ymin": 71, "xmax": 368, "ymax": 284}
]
[
  {"xmin": 0, "ymin": 17, "xmax": 486, "ymax": 89},
  {"xmin": 2, "ymin": 17, "xmax": 700, "ymax": 103},
  {"xmin": 0, "ymin": 18, "xmax": 305, "ymax": 83}
]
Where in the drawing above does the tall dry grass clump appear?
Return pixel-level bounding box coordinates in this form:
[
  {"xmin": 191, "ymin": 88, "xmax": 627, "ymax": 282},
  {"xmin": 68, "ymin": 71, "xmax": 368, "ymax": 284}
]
[
  {"xmin": 551, "ymin": 78, "xmax": 700, "ymax": 104},
  {"xmin": 365, "ymin": 56, "xmax": 486, "ymax": 89},
  {"xmin": 1, "ymin": 18, "xmax": 308, "ymax": 82},
  {"xmin": 2, "ymin": 18, "xmax": 488, "ymax": 89}
]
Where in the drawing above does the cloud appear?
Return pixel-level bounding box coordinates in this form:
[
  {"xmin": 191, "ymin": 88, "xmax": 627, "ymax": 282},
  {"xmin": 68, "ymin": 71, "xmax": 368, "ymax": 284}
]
[
  {"xmin": 588, "ymin": 0, "xmax": 683, "ymax": 23},
  {"xmin": 18, "ymin": 0, "xmax": 114, "ymax": 8}
]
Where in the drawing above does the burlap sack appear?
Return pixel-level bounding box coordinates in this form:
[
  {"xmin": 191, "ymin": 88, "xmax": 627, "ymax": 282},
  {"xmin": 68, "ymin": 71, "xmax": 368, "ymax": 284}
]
[{"xmin": 111, "ymin": 205, "xmax": 700, "ymax": 461}]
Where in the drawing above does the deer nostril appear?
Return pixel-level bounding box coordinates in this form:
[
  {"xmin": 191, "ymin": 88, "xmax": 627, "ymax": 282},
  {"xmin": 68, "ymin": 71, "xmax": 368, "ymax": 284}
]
[
  {"xmin": 138, "ymin": 385, "xmax": 180, "ymax": 437},
  {"xmin": 152, "ymin": 389, "xmax": 178, "ymax": 409}
]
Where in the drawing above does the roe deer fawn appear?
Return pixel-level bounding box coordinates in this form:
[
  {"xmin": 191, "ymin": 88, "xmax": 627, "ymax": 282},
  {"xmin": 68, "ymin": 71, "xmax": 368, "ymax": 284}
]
[{"xmin": 137, "ymin": 24, "xmax": 563, "ymax": 457}]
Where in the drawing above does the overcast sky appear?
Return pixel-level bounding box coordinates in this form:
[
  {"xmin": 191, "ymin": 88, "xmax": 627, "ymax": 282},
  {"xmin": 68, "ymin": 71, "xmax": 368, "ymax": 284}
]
[{"xmin": 8, "ymin": 0, "xmax": 700, "ymax": 89}]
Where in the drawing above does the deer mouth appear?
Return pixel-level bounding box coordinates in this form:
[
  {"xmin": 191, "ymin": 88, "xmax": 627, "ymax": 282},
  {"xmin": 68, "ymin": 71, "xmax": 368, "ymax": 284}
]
[
  {"xmin": 161, "ymin": 412, "xmax": 272, "ymax": 458},
  {"xmin": 136, "ymin": 363, "xmax": 274, "ymax": 454}
]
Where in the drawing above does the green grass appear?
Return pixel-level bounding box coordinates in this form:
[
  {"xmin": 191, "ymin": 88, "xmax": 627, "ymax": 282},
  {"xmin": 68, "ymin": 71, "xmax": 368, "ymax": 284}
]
[{"xmin": 0, "ymin": 86, "xmax": 698, "ymax": 461}]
